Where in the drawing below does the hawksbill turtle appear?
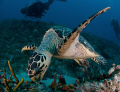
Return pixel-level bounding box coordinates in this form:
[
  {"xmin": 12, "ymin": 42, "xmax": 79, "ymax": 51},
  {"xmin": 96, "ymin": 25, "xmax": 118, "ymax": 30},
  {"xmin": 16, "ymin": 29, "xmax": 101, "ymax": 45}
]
[{"xmin": 22, "ymin": 7, "xmax": 110, "ymax": 82}]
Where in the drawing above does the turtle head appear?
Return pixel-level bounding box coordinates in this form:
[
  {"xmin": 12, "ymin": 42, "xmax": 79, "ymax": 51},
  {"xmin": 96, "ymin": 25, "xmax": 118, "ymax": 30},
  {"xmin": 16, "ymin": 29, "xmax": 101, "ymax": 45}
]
[{"xmin": 27, "ymin": 51, "xmax": 52, "ymax": 82}]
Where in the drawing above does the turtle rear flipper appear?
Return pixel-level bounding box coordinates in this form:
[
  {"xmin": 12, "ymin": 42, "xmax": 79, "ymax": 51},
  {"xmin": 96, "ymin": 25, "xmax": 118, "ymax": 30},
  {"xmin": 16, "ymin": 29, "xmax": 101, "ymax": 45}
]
[
  {"xmin": 91, "ymin": 56, "xmax": 106, "ymax": 65},
  {"xmin": 74, "ymin": 55, "xmax": 106, "ymax": 66},
  {"xmin": 74, "ymin": 59, "xmax": 90, "ymax": 68}
]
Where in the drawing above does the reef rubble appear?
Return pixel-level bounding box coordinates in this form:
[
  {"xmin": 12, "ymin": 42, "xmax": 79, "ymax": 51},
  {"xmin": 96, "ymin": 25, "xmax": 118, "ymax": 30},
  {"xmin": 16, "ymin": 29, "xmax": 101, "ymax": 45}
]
[{"xmin": 1, "ymin": 61, "xmax": 120, "ymax": 92}]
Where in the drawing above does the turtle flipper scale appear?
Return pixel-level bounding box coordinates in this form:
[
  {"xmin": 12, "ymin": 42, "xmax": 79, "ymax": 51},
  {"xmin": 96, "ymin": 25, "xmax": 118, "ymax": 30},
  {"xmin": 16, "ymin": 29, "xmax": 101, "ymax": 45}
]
[{"xmin": 91, "ymin": 56, "xmax": 107, "ymax": 65}]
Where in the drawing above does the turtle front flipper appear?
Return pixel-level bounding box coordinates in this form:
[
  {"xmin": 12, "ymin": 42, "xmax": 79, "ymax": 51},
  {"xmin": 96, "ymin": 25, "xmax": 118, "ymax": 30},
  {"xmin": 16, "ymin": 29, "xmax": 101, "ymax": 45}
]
[
  {"xmin": 74, "ymin": 56, "xmax": 106, "ymax": 68},
  {"xmin": 58, "ymin": 7, "xmax": 110, "ymax": 56},
  {"xmin": 54, "ymin": 35, "xmax": 99, "ymax": 59},
  {"xmin": 21, "ymin": 44, "xmax": 38, "ymax": 52}
]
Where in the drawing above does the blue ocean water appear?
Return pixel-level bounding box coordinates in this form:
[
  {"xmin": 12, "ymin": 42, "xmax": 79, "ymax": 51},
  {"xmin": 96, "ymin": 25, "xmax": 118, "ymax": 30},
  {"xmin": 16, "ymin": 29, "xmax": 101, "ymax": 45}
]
[
  {"xmin": 0, "ymin": 1, "xmax": 120, "ymax": 91},
  {"xmin": 0, "ymin": 0, "xmax": 119, "ymax": 45}
]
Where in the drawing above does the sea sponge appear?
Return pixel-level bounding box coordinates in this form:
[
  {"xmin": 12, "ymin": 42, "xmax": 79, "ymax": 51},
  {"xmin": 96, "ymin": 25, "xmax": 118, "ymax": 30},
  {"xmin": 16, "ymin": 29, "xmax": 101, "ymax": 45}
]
[
  {"xmin": 25, "ymin": 80, "xmax": 28, "ymax": 84},
  {"xmin": 58, "ymin": 75, "xmax": 66, "ymax": 85},
  {"xmin": 13, "ymin": 78, "xmax": 24, "ymax": 91},
  {"xmin": 8, "ymin": 60, "xmax": 19, "ymax": 83},
  {"xmin": 69, "ymin": 84, "xmax": 73, "ymax": 88},
  {"xmin": 62, "ymin": 85, "xmax": 70, "ymax": 91},
  {"xmin": 0, "ymin": 68, "xmax": 6, "ymax": 78},
  {"xmin": 3, "ymin": 78, "xmax": 10, "ymax": 90},
  {"xmin": 49, "ymin": 73, "xmax": 57, "ymax": 89},
  {"xmin": 58, "ymin": 83, "xmax": 62, "ymax": 88}
]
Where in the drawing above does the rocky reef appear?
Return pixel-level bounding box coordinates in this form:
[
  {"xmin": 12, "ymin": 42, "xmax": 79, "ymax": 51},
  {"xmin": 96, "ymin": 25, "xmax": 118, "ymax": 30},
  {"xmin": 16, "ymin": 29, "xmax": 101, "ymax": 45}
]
[{"xmin": 0, "ymin": 19, "xmax": 120, "ymax": 92}]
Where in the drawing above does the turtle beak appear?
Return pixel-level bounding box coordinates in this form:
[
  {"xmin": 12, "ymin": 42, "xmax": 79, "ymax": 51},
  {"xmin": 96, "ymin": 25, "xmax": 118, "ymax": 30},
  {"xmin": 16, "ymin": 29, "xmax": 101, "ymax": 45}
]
[{"xmin": 29, "ymin": 73, "xmax": 41, "ymax": 82}]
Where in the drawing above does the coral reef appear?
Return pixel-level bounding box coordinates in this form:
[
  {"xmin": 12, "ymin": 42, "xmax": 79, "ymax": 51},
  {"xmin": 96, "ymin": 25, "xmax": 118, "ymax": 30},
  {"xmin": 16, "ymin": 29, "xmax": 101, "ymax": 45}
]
[
  {"xmin": 0, "ymin": 19, "xmax": 120, "ymax": 77},
  {"xmin": 8, "ymin": 60, "xmax": 19, "ymax": 83},
  {"xmin": 0, "ymin": 60, "xmax": 49, "ymax": 92},
  {"xmin": 1, "ymin": 62, "xmax": 120, "ymax": 92},
  {"xmin": 0, "ymin": 61, "xmax": 25, "ymax": 91},
  {"xmin": 49, "ymin": 74, "xmax": 75, "ymax": 92},
  {"xmin": 0, "ymin": 19, "xmax": 120, "ymax": 91},
  {"xmin": 0, "ymin": 19, "xmax": 55, "ymax": 74},
  {"xmin": 49, "ymin": 73, "xmax": 57, "ymax": 90},
  {"xmin": 74, "ymin": 64, "xmax": 120, "ymax": 92}
]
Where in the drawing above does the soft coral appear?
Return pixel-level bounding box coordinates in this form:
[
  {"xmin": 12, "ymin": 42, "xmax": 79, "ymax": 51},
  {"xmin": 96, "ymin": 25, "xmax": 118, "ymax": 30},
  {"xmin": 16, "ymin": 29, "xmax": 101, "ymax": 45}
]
[{"xmin": 49, "ymin": 73, "xmax": 57, "ymax": 90}]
